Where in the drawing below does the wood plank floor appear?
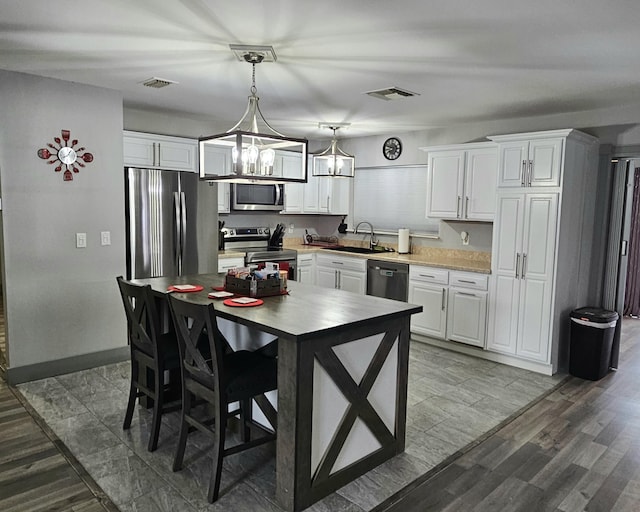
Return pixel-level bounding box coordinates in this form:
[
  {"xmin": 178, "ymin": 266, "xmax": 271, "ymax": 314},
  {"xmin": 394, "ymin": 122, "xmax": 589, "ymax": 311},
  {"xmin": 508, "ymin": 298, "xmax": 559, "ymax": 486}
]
[
  {"xmin": 0, "ymin": 377, "xmax": 119, "ymax": 512},
  {"xmin": 373, "ymin": 319, "xmax": 640, "ymax": 512}
]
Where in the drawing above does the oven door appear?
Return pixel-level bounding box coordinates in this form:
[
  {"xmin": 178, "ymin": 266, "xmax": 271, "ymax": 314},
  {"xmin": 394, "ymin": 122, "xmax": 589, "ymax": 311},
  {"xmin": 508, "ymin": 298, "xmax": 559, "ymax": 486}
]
[{"xmin": 232, "ymin": 183, "xmax": 284, "ymax": 211}]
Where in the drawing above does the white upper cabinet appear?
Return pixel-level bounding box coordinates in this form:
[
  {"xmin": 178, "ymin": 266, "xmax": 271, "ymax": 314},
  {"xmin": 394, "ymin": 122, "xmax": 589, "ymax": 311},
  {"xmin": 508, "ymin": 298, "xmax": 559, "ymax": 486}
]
[
  {"xmin": 217, "ymin": 183, "xmax": 230, "ymax": 213},
  {"xmin": 202, "ymin": 145, "xmax": 233, "ymax": 177},
  {"xmin": 123, "ymin": 131, "xmax": 197, "ymax": 172},
  {"xmin": 423, "ymin": 142, "xmax": 497, "ymax": 221},
  {"xmin": 319, "ymin": 176, "xmax": 350, "ymax": 215},
  {"xmin": 489, "ymin": 132, "xmax": 564, "ymax": 188},
  {"xmin": 283, "ymin": 171, "xmax": 350, "ymax": 215},
  {"xmin": 426, "ymin": 150, "xmax": 464, "ymax": 219},
  {"xmin": 465, "ymin": 147, "xmax": 499, "ymax": 220}
]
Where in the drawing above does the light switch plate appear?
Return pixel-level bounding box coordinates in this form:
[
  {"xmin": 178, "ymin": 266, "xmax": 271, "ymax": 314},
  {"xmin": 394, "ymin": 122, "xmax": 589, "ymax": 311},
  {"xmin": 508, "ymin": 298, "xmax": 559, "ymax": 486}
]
[
  {"xmin": 101, "ymin": 231, "xmax": 111, "ymax": 246},
  {"xmin": 76, "ymin": 232, "xmax": 87, "ymax": 248}
]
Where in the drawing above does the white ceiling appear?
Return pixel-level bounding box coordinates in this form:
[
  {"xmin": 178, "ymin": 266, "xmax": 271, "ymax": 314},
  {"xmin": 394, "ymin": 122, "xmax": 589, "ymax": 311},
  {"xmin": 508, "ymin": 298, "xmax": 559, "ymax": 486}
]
[{"xmin": 2, "ymin": 0, "xmax": 640, "ymax": 139}]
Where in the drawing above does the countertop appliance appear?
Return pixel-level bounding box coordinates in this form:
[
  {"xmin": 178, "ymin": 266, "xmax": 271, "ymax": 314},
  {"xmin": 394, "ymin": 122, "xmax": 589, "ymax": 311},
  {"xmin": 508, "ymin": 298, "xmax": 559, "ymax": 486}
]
[
  {"xmin": 221, "ymin": 226, "xmax": 297, "ymax": 280},
  {"xmin": 367, "ymin": 260, "xmax": 409, "ymax": 302},
  {"xmin": 232, "ymin": 183, "xmax": 284, "ymax": 211},
  {"xmin": 125, "ymin": 167, "xmax": 218, "ymax": 279}
]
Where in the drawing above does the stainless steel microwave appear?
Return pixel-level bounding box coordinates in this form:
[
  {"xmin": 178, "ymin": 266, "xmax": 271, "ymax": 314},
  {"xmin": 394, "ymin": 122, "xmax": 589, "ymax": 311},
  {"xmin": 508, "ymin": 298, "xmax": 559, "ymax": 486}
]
[{"xmin": 232, "ymin": 183, "xmax": 284, "ymax": 211}]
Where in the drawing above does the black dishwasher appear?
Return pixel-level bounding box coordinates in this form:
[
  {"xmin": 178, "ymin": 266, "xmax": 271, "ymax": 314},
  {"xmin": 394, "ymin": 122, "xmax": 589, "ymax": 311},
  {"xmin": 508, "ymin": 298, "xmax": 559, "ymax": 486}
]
[{"xmin": 366, "ymin": 260, "xmax": 409, "ymax": 302}]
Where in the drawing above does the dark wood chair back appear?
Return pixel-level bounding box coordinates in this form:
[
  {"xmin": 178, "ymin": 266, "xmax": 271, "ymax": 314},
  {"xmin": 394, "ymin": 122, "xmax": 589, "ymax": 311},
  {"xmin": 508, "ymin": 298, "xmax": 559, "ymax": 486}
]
[
  {"xmin": 117, "ymin": 276, "xmax": 160, "ymax": 358},
  {"xmin": 116, "ymin": 276, "xmax": 181, "ymax": 452},
  {"xmin": 168, "ymin": 294, "xmax": 278, "ymax": 503}
]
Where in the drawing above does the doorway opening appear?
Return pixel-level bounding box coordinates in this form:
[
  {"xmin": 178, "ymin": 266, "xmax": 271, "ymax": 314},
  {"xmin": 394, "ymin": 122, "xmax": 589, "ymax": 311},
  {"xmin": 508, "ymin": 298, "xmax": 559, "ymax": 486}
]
[
  {"xmin": 622, "ymin": 164, "xmax": 640, "ymax": 317},
  {"xmin": 603, "ymin": 156, "xmax": 640, "ymax": 371}
]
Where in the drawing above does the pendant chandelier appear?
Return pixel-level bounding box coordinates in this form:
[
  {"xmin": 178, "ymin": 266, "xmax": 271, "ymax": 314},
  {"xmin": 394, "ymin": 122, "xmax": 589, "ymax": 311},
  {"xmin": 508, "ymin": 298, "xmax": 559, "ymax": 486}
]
[
  {"xmin": 199, "ymin": 47, "xmax": 308, "ymax": 183},
  {"xmin": 312, "ymin": 124, "xmax": 355, "ymax": 177}
]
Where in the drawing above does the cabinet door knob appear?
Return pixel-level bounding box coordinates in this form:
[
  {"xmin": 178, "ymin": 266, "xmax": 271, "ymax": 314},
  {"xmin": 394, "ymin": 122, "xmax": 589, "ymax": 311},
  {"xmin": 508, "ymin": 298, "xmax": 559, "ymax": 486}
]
[
  {"xmin": 515, "ymin": 253, "xmax": 520, "ymax": 279},
  {"xmin": 457, "ymin": 196, "xmax": 461, "ymax": 218},
  {"xmin": 522, "ymin": 254, "xmax": 527, "ymax": 278},
  {"xmin": 441, "ymin": 288, "xmax": 446, "ymax": 310},
  {"xmin": 521, "ymin": 160, "xmax": 527, "ymax": 186}
]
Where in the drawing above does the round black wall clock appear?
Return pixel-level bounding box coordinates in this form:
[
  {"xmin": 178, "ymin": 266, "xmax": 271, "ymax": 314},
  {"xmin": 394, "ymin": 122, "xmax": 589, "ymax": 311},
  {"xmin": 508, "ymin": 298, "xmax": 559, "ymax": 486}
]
[{"xmin": 383, "ymin": 137, "xmax": 402, "ymax": 160}]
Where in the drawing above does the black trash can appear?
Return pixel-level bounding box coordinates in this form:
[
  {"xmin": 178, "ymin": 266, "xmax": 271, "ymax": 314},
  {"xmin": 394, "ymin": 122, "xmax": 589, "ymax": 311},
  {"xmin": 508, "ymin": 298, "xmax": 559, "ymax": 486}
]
[{"xmin": 569, "ymin": 307, "xmax": 618, "ymax": 380}]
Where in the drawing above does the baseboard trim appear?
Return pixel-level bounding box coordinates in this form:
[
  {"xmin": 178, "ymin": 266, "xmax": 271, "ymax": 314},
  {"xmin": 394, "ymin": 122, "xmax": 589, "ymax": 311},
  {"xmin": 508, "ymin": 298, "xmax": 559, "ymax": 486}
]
[
  {"xmin": 411, "ymin": 334, "xmax": 554, "ymax": 375},
  {"xmin": 5, "ymin": 346, "xmax": 129, "ymax": 385}
]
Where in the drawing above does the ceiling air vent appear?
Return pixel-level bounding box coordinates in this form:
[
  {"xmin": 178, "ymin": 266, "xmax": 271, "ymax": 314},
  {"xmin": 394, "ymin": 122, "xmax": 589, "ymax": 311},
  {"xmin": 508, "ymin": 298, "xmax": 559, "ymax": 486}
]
[
  {"xmin": 365, "ymin": 87, "xmax": 419, "ymax": 101},
  {"xmin": 141, "ymin": 77, "xmax": 178, "ymax": 89}
]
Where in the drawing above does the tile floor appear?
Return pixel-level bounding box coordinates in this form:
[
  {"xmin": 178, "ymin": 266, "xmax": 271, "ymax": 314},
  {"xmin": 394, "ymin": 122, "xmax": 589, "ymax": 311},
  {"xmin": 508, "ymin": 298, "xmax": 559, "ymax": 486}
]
[{"xmin": 17, "ymin": 341, "xmax": 564, "ymax": 511}]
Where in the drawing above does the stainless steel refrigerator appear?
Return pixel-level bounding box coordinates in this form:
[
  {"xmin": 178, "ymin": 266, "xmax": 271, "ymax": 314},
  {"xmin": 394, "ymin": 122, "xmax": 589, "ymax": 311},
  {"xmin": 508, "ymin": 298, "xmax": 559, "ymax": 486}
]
[{"xmin": 125, "ymin": 168, "xmax": 218, "ymax": 279}]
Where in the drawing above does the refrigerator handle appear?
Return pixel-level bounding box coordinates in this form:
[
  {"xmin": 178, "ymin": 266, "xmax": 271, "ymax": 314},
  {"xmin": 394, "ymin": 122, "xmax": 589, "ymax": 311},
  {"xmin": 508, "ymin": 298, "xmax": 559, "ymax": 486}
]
[
  {"xmin": 179, "ymin": 191, "xmax": 187, "ymax": 275},
  {"xmin": 173, "ymin": 192, "xmax": 181, "ymax": 273}
]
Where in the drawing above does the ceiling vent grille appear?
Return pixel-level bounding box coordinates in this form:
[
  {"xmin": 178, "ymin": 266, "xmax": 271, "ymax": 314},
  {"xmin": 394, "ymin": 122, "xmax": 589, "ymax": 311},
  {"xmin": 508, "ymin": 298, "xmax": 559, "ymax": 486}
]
[
  {"xmin": 365, "ymin": 87, "xmax": 419, "ymax": 100},
  {"xmin": 141, "ymin": 77, "xmax": 177, "ymax": 89}
]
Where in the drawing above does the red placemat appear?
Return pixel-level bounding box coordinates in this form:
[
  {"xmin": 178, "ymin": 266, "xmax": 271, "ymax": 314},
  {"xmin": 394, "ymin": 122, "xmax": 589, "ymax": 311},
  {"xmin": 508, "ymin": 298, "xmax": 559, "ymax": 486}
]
[
  {"xmin": 167, "ymin": 284, "xmax": 204, "ymax": 293},
  {"xmin": 223, "ymin": 297, "xmax": 264, "ymax": 307}
]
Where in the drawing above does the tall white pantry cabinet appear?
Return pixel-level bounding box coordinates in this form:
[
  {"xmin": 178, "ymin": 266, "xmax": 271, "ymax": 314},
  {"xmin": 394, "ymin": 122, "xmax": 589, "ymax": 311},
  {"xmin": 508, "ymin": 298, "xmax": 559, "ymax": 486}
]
[{"xmin": 486, "ymin": 129, "xmax": 599, "ymax": 375}]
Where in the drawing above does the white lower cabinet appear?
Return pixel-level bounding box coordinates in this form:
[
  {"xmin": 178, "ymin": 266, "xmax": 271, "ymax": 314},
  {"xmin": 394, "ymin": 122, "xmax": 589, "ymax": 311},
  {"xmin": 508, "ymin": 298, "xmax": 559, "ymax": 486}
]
[
  {"xmin": 446, "ymin": 271, "xmax": 489, "ymax": 347},
  {"xmin": 409, "ymin": 266, "xmax": 489, "ymax": 347},
  {"xmin": 218, "ymin": 256, "xmax": 244, "ymax": 273},
  {"xmin": 408, "ymin": 266, "xmax": 448, "ymax": 339},
  {"xmin": 297, "ymin": 253, "xmax": 315, "ymax": 284},
  {"xmin": 315, "ymin": 253, "xmax": 366, "ymax": 294}
]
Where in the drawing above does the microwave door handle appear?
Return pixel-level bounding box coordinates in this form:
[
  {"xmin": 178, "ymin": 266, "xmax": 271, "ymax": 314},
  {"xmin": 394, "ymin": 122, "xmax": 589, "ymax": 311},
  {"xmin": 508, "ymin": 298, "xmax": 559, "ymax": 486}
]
[{"xmin": 274, "ymin": 184, "xmax": 281, "ymax": 206}]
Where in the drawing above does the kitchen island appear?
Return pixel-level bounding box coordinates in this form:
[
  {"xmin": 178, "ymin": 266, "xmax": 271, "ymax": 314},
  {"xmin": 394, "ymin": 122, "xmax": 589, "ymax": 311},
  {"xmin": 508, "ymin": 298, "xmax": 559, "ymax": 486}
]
[{"xmin": 132, "ymin": 274, "xmax": 422, "ymax": 511}]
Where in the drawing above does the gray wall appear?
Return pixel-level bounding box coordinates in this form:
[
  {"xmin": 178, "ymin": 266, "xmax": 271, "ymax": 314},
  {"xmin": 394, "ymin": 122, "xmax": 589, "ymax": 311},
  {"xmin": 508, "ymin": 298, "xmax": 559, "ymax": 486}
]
[{"xmin": 0, "ymin": 70, "xmax": 127, "ymax": 381}]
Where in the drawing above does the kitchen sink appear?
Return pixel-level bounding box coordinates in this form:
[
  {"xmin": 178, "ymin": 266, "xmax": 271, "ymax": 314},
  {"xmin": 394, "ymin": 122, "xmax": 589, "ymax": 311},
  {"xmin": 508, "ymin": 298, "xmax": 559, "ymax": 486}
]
[{"xmin": 325, "ymin": 246, "xmax": 381, "ymax": 254}]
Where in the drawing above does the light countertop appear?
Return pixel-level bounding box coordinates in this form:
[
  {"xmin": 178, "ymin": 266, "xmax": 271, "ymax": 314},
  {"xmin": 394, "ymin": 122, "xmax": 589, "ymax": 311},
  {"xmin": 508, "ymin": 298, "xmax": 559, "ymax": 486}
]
[{"xmin": 221, "ymin": 243, "xmax": 491, "ymax": 274}]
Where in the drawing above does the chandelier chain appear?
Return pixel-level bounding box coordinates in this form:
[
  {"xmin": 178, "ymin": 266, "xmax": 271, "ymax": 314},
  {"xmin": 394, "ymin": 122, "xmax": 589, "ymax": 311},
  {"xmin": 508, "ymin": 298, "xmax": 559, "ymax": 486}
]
[{"xmin": 251, "ymin": 63, "xmax": 257, "ymax": 95}]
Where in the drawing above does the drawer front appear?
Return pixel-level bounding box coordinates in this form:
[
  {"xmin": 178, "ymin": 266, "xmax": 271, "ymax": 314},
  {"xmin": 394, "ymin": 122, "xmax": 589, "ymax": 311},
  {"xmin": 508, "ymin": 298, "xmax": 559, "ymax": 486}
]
[
  {"xmin": 316, "ymin": 253, "xmax": 367, "ymax": 272},
  {"xmin": 409, "ymin": 265, "xmax": 449, "ymax": 285},
  {"xmin": 449, "ymin": 271, "xmax": 488, "ymax": 291},
  {"xmin": 218, "ymin": 256, "xmax": 245, "ymax": 273},
  {"xmin": 297, "ymin": 253, "xmax": 315, "ymax": 265}
]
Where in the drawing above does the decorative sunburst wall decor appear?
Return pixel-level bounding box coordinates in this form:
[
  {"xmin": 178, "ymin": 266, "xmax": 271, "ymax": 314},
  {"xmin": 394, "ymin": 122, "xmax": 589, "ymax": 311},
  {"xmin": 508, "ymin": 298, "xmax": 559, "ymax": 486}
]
[{"xmin": 37, "ymin": 129, "xmax": 94, "ymax": 181}]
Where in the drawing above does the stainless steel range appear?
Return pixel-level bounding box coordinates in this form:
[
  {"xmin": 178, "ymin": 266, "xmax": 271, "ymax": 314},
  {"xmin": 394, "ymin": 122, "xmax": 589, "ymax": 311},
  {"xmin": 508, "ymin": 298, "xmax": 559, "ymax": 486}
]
[{"xmin": 221, "ymin": 226, "xmax": 298, "ymax": 280}]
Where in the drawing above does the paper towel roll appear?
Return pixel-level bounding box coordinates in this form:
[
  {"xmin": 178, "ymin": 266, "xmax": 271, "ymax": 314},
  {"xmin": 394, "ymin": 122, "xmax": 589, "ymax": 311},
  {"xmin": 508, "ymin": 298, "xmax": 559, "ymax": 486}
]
[{"xmin": 398, "ymin": 228, "xmax": 410, "ymax": 254}]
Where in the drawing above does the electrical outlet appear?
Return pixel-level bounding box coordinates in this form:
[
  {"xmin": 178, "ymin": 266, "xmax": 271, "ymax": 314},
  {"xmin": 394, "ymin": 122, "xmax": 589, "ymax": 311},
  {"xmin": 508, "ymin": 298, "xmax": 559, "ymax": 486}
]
[
  {"xmin": 76, "ymin": 232, "xmax": 87, "ymax": 248},
  {"xmin": 289, "ymin": 223, "xmax": 294, "ymax": 233},
  {"xmin": 461, "ymin": 231, "xmax": 470, "ymax": 246},
  {"xmin": 101, "ymin": 231, "xmax": 111, "ymax": 246}
]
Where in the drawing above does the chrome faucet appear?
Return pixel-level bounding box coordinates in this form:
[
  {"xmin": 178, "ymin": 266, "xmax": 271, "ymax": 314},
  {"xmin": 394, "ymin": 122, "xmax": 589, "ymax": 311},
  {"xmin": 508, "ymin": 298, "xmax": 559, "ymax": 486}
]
[{"xmin": 354, "ymin": 221, "xmax": 378, "ymax": 250}]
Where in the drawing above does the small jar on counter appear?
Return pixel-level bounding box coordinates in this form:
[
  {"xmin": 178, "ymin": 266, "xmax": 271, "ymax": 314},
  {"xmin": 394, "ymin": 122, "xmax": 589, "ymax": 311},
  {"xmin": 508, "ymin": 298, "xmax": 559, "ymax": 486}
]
[{"xmin": 279, "ymin": 270, "xmax": 288, "ymax": 292}]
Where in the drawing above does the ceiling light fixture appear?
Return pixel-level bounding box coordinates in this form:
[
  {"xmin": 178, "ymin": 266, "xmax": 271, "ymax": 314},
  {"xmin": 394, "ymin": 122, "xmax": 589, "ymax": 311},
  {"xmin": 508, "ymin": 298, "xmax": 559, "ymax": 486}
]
[
  {"xmin": 199, "ymin": 47, "xmax": 308, "ymax": 183},
  {"xmin": 312, "ymin": 123, "xmax": 355, "ymax": 178}
]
